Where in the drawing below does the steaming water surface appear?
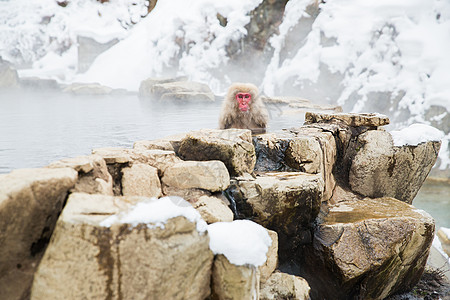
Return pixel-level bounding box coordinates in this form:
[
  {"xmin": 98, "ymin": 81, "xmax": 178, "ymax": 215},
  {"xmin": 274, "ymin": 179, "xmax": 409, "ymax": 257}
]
[
  {"xmin": 0, "ymin": 90, "xmax": 302, "ymax": 174},
  {"xmin": 0, "ymin": 90, "xmax": 448, "ymax": 228}
]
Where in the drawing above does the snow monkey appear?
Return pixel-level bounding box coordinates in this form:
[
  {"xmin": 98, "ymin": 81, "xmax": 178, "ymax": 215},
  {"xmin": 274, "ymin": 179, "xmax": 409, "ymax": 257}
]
[{"xmin": 219, "ymin": 83, "xmax": 269, "ymax": 134}]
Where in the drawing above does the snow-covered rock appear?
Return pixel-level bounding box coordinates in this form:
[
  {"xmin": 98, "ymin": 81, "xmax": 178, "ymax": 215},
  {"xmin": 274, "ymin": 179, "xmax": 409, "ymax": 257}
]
[{"xmin": 31, "ymin": 194, "xmax": 213, "ymax": 300}]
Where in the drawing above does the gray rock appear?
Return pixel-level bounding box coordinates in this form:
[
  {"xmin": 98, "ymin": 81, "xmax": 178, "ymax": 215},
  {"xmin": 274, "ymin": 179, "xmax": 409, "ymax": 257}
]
[
  {"xmin": 20, "ymin": 77, "xmax": 60, "ymax": 90},
  {"xmin": 77, "ymin": 36, "xmax": 119, "ymax": 73},
  {"xmin": 0, "ymin": 58, "xmax": 19, "ymax": 89}
]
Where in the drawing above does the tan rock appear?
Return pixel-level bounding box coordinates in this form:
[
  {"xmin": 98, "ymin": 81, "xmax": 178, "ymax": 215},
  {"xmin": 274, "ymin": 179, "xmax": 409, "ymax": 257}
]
[
  {"xmin": 162, "ymin": 160, "xmax": 230, "ymax": 192},
  {"xmin": 178, "ymin": 129, "xmax": 256, "ymax": 176},
  {"xmin": 138, "ymin": 76, "xmax": 187, "ymax": 97},
  {"xmin": 93, "ymin": 148, "xmax": 180, "ymax": 172},
  {"xmin": 227, "ymin": 172, "xmax": 323, "ymax": 255},
  {"xmin": 63, "ymin": 82, "xmax": 113, "ymax": 95},
  {"xmin": 305, "ymin": 111, "xmax": 390, "ymax": 127},
  {"xmin": 162, "ymin": 185, "xmax": 212, "ymax": 203},
  {"xmin": 437, "ymin": 228, "xmax": 450, "ymax": 257},
  {"xmin": 254, "ymin": 127, "xmax": 336, "ymax": 202},
  {"xmin": 259, "ymin": 230, "xmax": 278, "ymax": 283},
  {"xmin": 303, "ymin": 197, "xmax": 435, "ymax": 299},
  {"xmin": 160, "ymin": 92, "xmax": 215, "ymax": 102},
  {"xmin": 92, "ymin": 147, "xmax": 181, "ymax": 195},
  {"xmin": 193, "ymin": 195, "xmax": 233, "ymax": 223},
  {"xmin": 211, "ymin": 254, "xmax": 259, "ymax": 300},
  {"xmin": 0, "ymin": 168, "xmax": 77, "ymax": 300},
  {"xmin": 133, "ymin": 132, "xmax": 187, "ymax": 152},
  {"xmin": 349, "ymin": 130, "xmax": 441, "ymax": 204},
  {"xmin": 47, "ymin": 154, "xmax": 113, "ymax": 195},
  {"xmin": 121, "ymin": 163, "xmax": 162, "ymax": 197},
  {"xmin": 259, "ymin": 271, "xmax": 310, "ymax": 300},
  {"xmin": 31, "ymin": 193, "xmax": 213, "ymax": 300},
  {"xmin": 151, "ymin": 81, "xmax": 213, "ymax": 97}
]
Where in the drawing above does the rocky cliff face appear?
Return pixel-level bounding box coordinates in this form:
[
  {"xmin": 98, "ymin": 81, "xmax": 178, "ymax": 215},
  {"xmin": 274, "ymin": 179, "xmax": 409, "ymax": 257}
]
[{"xmin": 0, "ymin": 112, "xmax": 442, "ymax": 300}]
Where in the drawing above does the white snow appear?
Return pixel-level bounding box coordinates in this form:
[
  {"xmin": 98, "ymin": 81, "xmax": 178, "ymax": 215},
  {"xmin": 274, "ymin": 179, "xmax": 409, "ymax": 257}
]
[
  {"xmin": 207, "ymin": 220, "xmax": 272, "ymax": 267},
  {"xmin": 100, "ymin": 196, "xmax": 207, "ymax": 233},
  {"xmin": 390, "ymin": 123, "xmax": 444, "ymax": 146},
  {"xmin": 76, "ymin": 0, "xmax": 263, "ymax": 91}
]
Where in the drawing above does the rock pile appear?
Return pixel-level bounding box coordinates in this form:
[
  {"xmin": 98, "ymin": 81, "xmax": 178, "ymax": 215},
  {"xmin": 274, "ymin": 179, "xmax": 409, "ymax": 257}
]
[{"xmin": 0, "ymin": 112, "xmax": 442, "ymax": 300}]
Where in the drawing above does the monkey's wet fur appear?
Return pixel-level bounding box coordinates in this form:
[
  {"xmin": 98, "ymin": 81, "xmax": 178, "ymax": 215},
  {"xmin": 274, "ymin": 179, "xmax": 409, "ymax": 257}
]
[{"xmin": 219, "ymin": 83, "xmax": 269, "ymax": 134}]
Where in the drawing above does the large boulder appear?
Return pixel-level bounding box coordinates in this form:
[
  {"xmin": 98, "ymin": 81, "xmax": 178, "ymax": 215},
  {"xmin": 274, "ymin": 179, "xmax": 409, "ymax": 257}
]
[
  {"xmin": 253, "ymin": 127, "xmax": 337, "ymax": 201},
  {"xmin": 227, "ymin": 172, "xmax": 324, "ymax": 255},
  {"xmin": 162, "ymin": 160, "xmax": 230, "ymax": 192},
  {"xmin": 349, "ymin": 130, "xmax": 441, "ymax": 204},
  {"xmin": 0, "ymin": 168, "xmax": 77, "ymax": 300},
  {"xmin": 178, "ymin": 129, "xmax": 256, "ymax": 176},
  {"xmin": 302, "ymin": 197, "xmax": 435, "ymax": 300},
  {"xmin": 259, "ymin": 271, "xmax": 310, "ymax": 300},
  {"xmin": 31, "ymin": 194, "xmax": 213, "ymax": 300},
  {"xmin": 47, "ymin": 154, "xmax": 113, "ymax": 195}
]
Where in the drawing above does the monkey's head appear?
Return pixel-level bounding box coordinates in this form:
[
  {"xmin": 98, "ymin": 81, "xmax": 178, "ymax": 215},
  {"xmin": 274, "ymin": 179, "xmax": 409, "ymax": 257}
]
[{"xmin": 227, "ymin": 83, "xmax": 258, "ymax": 113}]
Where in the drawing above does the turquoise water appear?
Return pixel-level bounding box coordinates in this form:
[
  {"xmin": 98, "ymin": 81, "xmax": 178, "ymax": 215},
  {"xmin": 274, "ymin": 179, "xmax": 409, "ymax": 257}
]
[{"xmin": 414, "ymin": 181, "xmax": 450, "ymax": 229}]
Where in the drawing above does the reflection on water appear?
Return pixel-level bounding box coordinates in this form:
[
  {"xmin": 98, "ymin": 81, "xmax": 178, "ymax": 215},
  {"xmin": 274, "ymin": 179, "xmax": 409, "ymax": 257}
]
[
  {"xmin": 413, "ymin": 181, "xmax": 450, "ymax": 229},
  {"xmin": 0, "ymin": 90, "xmax": 303, "ymax": 174}
]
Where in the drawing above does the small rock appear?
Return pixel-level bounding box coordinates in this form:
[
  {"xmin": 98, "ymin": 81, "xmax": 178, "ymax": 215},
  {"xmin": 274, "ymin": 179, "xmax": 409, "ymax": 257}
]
[
  {"xmin": 134, "ymin": 132, "xmax": 187, "ymax": 153},
  {"xmin": 193, "ymin": 195, "xmax": 233, "ymax": 223},
  {"xmin": 437, "ymin": 228, "xmax": 450, "ymax": 258},
  {"xmin": 162, "ymin": 160, "xmax": 230, "ymax": 192},
  {"xmin": 47, "ymin": 154, "xmax": 113, "ymax": 195},
  {"xmin": 211, "ymin": 254, "xmax": 259, "ymax": 300},
  {"xmin": 121, "ymin": 163, "xmax": 162, "ymax": 197},
  {"xmin": 259, "ymin": 230, "xmax": 278, "ymax": 284},
  {"xmin": 259, "ymin": 271, "xmax": 310, "ymax": 300},
  {"xmin": 0, "ymin": 58, "xmax": 19, "ymax": 89}
]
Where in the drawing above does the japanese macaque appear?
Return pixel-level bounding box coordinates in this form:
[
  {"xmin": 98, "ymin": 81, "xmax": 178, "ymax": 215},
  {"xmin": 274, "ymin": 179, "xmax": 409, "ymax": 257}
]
[{"xmin": 219, "ymin": 83, "xmax": 269, "ymax": 134}]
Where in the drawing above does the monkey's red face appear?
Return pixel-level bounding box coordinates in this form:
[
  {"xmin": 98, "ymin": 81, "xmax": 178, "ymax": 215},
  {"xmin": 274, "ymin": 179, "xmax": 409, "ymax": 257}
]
[{"xmin": 236, "ymin": 92, "xmax": 252, "ymax": 112}]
